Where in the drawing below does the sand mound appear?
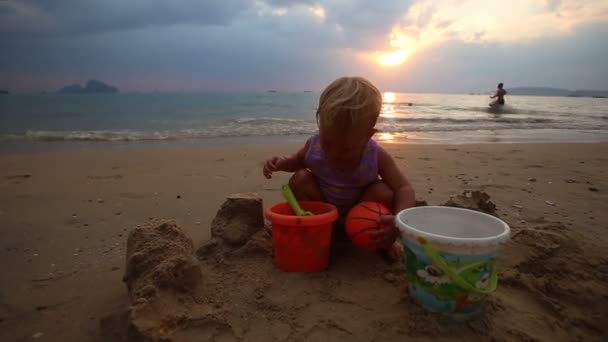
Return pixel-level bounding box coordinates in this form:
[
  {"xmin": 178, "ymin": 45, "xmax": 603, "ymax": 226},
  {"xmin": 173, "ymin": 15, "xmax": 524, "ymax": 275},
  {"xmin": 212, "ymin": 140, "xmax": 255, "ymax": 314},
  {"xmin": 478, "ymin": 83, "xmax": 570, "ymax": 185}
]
[
  {"xmin": 124, "ymin": 221, "xmax": 201, "ymax": 297},
  {"xmin": 495, "ymin": 222, "xmax": 608, "ymax": 340},
  {"xmin": 119, "ymin": 220, "xmax": 203, "ymax": 340},
  {"xmin": 443, "ymin": 191, "xmax": 497, "ymax": 215},
  {"xmin": 209, "ymin": 193, "xmax": 265, "ymax": 247},
  {"xmin": 106, "ymin": 193, "xmax": 608, "ymax": 341}
]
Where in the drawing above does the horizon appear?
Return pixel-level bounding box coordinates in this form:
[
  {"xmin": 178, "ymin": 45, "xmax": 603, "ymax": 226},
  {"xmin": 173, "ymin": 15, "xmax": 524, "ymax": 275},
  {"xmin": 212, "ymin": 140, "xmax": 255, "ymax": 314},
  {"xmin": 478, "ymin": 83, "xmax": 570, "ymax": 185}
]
[
  {"xmin": 4, "ymin": 84, "xmax": 608, "ymax": 96},
  {"xmin": 1, "ymin": 1, "xmax": 608, "ymax": 93}
]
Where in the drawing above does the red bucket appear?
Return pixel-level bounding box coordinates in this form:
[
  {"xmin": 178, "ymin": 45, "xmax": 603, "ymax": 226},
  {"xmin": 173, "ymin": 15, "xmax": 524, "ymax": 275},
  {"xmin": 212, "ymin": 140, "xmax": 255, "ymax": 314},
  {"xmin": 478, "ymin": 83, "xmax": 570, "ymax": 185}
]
[{"xmin": 265, "ymin": 201, "xmax": 338, "ymax": 272}]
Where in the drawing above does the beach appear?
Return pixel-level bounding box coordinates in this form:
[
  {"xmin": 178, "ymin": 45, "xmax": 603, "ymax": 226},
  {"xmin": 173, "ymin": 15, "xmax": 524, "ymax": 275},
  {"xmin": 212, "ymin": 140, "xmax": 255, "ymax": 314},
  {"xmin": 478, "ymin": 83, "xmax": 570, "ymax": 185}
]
[
  {"xmin": 3, "ymin": 0, "xmax": 608, "ymax": 339},
  {"xmin": 0, "ymin": 141, "xmax": 607, "ymax": 341}
]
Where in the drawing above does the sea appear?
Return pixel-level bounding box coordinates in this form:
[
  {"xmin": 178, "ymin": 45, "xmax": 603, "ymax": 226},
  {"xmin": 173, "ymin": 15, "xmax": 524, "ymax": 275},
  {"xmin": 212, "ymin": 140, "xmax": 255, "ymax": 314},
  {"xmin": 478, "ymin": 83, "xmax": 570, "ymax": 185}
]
[{"xmin": 1, "ymin": 92, "xmax": 607, "ymax": 153}]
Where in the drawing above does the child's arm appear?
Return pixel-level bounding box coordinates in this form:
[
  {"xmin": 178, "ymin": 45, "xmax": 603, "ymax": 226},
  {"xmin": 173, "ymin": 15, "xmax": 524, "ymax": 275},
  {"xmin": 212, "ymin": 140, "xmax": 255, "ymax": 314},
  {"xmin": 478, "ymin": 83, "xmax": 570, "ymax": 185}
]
[
  {"xmin": 377, "ymin": 147, "xmax": 416, "ymax": 212},
  {"xmin": 370, "ymin": 147, "xmax": 416, "ymax": 251},
  {"xmin": 263, "ymin": 138, "xmax": 311, "ymax": 179}
]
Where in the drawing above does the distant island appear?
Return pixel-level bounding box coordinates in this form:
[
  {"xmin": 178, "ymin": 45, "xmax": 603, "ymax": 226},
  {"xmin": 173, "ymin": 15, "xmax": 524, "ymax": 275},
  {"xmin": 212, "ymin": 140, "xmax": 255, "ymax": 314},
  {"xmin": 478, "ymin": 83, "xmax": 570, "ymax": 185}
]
[
  {"xmin": 506, "ymin": 87, "xmax": 608, "ymax": 98},
  {"xmin": 58, "ymin": 80, "xmax": 119, "ymax": 94},
  {"xmin": 0, "ymin": 89, "xmax": 9, "ymax": 95}
]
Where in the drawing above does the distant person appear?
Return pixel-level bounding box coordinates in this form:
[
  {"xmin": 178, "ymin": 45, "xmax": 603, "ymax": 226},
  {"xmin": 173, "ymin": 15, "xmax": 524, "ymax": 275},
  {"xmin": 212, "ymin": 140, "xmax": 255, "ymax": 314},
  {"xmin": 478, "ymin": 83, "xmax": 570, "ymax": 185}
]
[
  {"xmin": 490, "ymin": 82, "xmax": 507, "ymax": 106},
  {"xmin": 262, "ymin": 76, "xmax": 416, "ymax": 261}
]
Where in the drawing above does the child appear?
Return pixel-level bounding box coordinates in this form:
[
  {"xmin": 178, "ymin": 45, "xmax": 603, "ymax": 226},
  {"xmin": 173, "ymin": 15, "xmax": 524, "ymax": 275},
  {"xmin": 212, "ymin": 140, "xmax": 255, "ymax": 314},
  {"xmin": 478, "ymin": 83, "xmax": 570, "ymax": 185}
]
[{"xmin": 262, "ymin": 76, "xmax": 416, "ymax": 260}]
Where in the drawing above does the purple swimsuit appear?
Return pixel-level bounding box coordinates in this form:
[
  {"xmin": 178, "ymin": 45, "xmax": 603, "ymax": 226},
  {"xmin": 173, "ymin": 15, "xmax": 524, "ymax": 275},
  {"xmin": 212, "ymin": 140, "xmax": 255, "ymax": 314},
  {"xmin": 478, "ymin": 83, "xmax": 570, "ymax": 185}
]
[{"xmin": 304, "ymin": 134, "xmax": 379, "ymax": 216}]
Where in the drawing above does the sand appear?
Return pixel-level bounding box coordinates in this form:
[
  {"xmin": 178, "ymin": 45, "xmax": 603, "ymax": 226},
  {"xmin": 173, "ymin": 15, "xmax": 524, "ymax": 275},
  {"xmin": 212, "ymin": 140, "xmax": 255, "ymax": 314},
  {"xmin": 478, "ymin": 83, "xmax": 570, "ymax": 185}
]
[{"xmin": 0, "ymin": 142, "xmax": 607, "ymax": 341}]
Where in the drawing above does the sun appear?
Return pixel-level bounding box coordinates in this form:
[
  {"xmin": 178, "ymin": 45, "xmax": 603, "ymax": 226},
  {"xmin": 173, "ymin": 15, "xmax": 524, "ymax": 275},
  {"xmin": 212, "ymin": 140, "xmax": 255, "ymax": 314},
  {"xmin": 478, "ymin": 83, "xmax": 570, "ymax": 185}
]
[
  {"xmin": 383, "ymin": 92, "xmax": 396, "ymax": 103},
  {"xmin": 378, "ymin": 50, "xmax": 408, "ymax": 67}
]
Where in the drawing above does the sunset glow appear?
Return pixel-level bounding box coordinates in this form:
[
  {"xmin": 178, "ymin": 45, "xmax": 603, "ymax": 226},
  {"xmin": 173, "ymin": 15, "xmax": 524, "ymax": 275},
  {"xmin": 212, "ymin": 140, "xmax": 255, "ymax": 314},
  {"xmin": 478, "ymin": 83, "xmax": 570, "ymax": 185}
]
[
  {"xmin": 381, "ymin": 92, "xmax": 397, "ymax": 119},
  {"xmin": 381, "ymin": 0, "xmax": 608, "ymax": 64},
  {"xmin": 375, "ymin": 132, "xmax": 396, "ymax": 143},
  {"xmin": 309, "ymin": 6, "xmax": 326, "ymax": 19},
  {"xmin": 378, "ymin": 50, "xmax": 408, "ymax": 67},
  {"xmin": 0, "ymin": 0, "xmax": 606, "ymax": 92},
  {"xmin": 383, "ymin": 92, "xmax": 396, "ymax": 103}
]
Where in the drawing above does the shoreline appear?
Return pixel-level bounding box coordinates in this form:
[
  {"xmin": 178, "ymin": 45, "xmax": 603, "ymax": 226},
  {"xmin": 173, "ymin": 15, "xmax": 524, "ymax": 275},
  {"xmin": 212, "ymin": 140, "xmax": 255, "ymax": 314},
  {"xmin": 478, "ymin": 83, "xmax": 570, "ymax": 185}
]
[{"xmin": 1, "ymin": 128, "xmax": 607, "ymax": 155}]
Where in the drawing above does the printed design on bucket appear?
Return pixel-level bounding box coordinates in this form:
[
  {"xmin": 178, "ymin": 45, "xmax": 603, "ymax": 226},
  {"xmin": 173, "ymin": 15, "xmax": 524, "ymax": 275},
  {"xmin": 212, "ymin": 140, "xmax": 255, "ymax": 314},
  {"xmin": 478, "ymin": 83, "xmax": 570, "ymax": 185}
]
[
  {"xmin": 416, "ymin": 265, "xmax": 450, "ymax": 285},
  {"xmin": 405, "ymin": 240, "xmax": 496, "ymax": 314}
]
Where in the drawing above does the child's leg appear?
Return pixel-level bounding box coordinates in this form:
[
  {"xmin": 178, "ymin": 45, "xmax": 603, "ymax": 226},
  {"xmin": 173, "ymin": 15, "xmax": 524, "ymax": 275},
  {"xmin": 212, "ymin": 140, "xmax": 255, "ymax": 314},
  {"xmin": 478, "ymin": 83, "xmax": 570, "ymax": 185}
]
[
  {"xmin": 289, "ymin": 170, "xmax": 349, "ymax": 249},
  {"xmin": 360, "ymin": 181, "xmax": 394, "ymax": 210},
  {"xmin": 360, "ymin": 181, "xmax": 403, "ymax": 263},
  {"xmin": 288, "ymin": 169, "xmax": 323, "ymax": 201}
]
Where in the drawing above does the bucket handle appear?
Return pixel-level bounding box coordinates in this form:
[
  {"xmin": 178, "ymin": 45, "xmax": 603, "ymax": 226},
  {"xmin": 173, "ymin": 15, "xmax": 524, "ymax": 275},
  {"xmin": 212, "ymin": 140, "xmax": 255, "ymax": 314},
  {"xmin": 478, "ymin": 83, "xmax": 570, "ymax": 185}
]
[
  {"xmin": 282, "ymin": 184, "xmax": 313, "ymax": 216},
  {"xmin": 417, "ymin": 236, "xmax": 497, "ymax": 295}
]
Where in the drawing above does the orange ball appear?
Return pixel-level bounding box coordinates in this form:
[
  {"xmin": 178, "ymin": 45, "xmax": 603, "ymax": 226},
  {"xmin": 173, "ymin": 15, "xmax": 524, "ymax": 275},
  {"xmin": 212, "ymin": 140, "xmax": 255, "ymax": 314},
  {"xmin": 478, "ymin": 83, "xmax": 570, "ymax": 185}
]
[{"xmin": 345, "ymin": 201, "xmax": 392, "ymax": 250}]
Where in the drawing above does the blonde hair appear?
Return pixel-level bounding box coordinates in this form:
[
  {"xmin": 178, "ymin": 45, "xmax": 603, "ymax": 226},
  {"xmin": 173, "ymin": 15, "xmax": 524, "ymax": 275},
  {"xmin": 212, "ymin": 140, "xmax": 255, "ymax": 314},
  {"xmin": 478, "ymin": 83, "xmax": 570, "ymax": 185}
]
[{"xmin": 317, "ymin": 76, "xmax": 382, "ymax": 132}]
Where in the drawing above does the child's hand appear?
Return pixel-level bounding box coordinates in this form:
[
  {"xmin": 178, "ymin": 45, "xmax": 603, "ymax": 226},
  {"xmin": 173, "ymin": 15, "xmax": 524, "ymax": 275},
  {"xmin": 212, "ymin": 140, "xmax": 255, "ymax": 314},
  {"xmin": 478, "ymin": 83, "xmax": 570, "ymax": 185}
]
[
  {"xmin": 263, "ymin": 156, "xmax": 284, "ymax": 179},
  {"xmin": 369, "ymin": 215, "xmax": 400, "ymax": 249}
]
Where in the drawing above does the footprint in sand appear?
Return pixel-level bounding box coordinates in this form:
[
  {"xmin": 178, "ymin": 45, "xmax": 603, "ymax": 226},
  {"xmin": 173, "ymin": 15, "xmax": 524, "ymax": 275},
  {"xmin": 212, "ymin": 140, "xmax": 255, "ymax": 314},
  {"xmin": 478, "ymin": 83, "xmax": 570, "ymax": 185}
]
[
  {"xmin": 87, "ymin": 174, "xmax": 123, "ymax": 180},
  {"xmin": 5, "ymin": 174, "xmax": 31, "ymax": 180},
  {"xmin": 119, "ymin": 192, "xmax": 147, "ymax": 199},
  {"xmin": 3, "ymin": 174, "xmax": 32, "ymax": 186},
  {"xmin": 259, "ymin": 186, "xmax": 280, "ymax": 192},
  {"xmin": 183, "ymin": 173, "xmax": 201, "ymax": 177}
]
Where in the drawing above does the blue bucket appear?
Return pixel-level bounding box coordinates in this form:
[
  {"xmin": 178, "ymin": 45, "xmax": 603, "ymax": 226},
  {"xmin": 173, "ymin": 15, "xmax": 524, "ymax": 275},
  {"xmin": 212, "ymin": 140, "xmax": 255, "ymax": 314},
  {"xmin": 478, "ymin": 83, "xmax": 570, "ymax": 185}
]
[{"xmin": 396, "ymin": 206, "xmax": 510, "ymax": 318}]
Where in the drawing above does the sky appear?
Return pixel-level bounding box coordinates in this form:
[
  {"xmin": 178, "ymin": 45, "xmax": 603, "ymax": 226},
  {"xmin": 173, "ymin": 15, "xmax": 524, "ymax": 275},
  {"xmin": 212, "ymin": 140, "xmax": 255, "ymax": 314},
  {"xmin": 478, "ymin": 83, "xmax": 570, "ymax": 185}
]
[{"xmin": 1, "ymin": 0, "xmax": 607, "ymax": 93}]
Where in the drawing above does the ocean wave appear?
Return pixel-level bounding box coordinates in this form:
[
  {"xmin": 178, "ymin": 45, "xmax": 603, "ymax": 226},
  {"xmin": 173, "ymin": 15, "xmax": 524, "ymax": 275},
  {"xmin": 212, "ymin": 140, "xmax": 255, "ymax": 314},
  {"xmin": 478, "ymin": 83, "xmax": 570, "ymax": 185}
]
[
  {"xmin": 382, "ymin": 102, "xmax": 573, "ymax": 117},
  {"xmin": 2, "ymin": 122, "xmax": 605, "ymax": 142},
  {"xmin": 147, "ymin": 116, "xmax": 311, "ymax": 126},
  {"xmin": 227, "ymin": 117, "xmax": 310, "ymax": 124},
  {"xmin": 374, "ymin": 125, "xmax": 575, "ymax": 133},
  {"xmin": 379, "ymin": 117, "xmax": 554, "ymax": 124},
  {"xmin": 0, "ymin": 125, "xmax": 318, "ymax": 142},
  {"xmin": 422, "ymin": 105, "xmax": 561, "ymax": 116},
  {"xmin": 1, "ymin": 113, "xmax": 605, "ymax": 143}
]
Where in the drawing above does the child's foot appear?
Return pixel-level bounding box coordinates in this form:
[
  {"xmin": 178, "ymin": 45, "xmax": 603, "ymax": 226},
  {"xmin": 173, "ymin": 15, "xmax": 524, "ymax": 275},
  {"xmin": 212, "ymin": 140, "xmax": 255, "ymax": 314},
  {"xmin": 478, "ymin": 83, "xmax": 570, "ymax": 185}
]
[
  {"xmin": 389, "ymin": 239, "xmax": 405, "ymax": 261},
  {"xmin": 377, "ymin": 240, "xmax": 404, "ymax": 264}
]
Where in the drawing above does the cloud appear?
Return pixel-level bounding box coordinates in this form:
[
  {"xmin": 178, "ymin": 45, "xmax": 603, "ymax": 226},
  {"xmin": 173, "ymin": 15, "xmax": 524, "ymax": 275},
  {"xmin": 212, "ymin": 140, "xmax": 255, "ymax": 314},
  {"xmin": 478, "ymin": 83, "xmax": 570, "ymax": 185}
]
[
  {"xmin": 272, "ymin": 8, "xmax": 289, "ymax": 16},
  {"xmin": 0, "ymin": 1, "xmax": 54, "ymax": 33},
  {"xmin": 0, "ymin": 8, "xmax": 357, "ymax": 92},
  {"xmin": 0, "ymin": 0, "xmax": 253, "ymax": 35},
  {"xmin": 322, "ymin": 1, "xmax": 414, "ymax": 50},
  {"xmin": 309, "ymin": 6, "xmax": 326, "ymax": 19},
  {"xmin": 259, "ymin": 1, "xmax": 415, "ymax": 50},
  {"xmin": 371, "ymin": 21, "xmax": 608, "ymax": 93},
  {"xmin": 264, "ymin": 0, "xmax": 315, "ymax": 6},
  {"xmin": 0, "ymin": 0, "xmax": 607, "ymax": 92},
  {"xmin": 0, "ymin": 0, "xmax": 412, "ymax": 51},
  {"xmin": 384, "ymin": 0, "xmax": 608, "ymax": 59},
  {"xmin": 542, "ymin": 0, "xmax": 562, "ymax": 11}
]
